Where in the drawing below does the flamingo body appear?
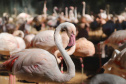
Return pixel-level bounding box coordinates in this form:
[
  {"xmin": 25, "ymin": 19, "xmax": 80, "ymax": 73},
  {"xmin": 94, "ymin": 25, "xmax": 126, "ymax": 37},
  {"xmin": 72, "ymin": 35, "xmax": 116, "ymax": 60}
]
[
  {"xmin": 73, "ymin": 38, "xmax": 95, "ymax": 57},
  {"xmin": 12, "ymin": 49, "xmax": 61, "ymax": 83},
  {"xmin": 24, "ymin": 34, "xmax": 35, "ymax": 48},
  {"xmin": 105, "ymin": 30, "xmax": 126, "ymax": 50},
  {"xmin": 32, "ymin": 30, "xmax": 56, "ymax": 51},
  {"xmin": 15, "ymin": 37, "xmax": 26, "ymax": 51},
  {"xmin": 32, "ymin": 30, "xmax": 69, "ymax": 54},
  {"xmin": 0, "ymin": 33, "xmax": 19, "ymax": 55}
]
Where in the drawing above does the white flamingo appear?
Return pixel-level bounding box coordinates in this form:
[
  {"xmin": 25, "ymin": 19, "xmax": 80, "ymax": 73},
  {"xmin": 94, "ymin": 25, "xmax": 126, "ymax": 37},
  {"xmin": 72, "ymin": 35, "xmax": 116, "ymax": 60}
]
[
  {"xmin": 13, "ymin": 30, "xmax": 26, "ymax": 51},
  {"xmin": 16, "ymin": 12, "xmax": 31, "ymax": 21},
  {"xmin": 0, "ymin": 22, "xmax": 76, "ymax": 84},
  {"xmin": 69, "ymin": 6, "xmax": 75, "ymax": 22},
  {"xmin": 82, "ymin": 1, "xmax": 93, "ymax": 23},
  {"xmin": 0, "ymin": 33, "xmax": 19, "ymax": 55},
  {"xmin": 31, "ymin": 28, "xmax": 76, "ymax": 64},
  {"xmin": 0, "ymin": 30, "xmax": 26, "ymax": 55},
  {"xmin": 0, "ymin": 30, "xmax": 26, "ymax": 84},
  {"xmin": 24, "ymin": 34, "xmax": 35, "ymax": 48},
  {"xmin": 42, "ymin": 1, "xmax": 47, "ymax": 20}
]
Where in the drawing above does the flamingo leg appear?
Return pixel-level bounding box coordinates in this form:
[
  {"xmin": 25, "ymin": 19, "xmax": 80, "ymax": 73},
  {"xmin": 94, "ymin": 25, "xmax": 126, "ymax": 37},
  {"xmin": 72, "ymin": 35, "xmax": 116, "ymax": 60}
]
[
  {"xmin": 80, "ymin": 58, "xmax": 84, "ymax": 84},
  {"xmin": 9, "ymin": 74, "xmax": 13, "ymax": 84},
  {"xmin": 97, "ymin": 43, "xmax": 102, "ymax": 73},
  {"xmin": 61, "ymin": 58, "xmax": 64, "ymax": 73},
  {"xmin": 13, "ymin": 75, "xmax": 15, "ymax": 84}
]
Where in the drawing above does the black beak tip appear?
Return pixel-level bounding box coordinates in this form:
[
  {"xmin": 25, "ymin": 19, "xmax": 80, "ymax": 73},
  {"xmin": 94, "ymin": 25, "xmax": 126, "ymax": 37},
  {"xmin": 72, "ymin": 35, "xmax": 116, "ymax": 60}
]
[{"xmin": 65, "ymin": 46, "xmax": 72, "ymax": 50}]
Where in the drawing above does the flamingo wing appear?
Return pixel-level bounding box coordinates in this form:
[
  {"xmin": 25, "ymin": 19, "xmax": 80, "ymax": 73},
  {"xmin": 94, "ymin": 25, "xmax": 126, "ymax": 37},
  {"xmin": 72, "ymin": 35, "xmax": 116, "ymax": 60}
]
[{"xmin": 32, "ymin": 30, "xmax": 55, "ymax": 50}]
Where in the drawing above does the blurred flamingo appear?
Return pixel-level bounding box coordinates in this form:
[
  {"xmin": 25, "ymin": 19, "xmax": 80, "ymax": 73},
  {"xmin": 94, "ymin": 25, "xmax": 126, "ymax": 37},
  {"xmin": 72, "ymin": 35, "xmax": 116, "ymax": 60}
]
[
  {"xmin": 100, "ymin": 30, "xmax": 126, "ymax": 58},
  {"xmin": 73, "ymin": 37, "xmax": 95, "ymax": 83},
  {"xmin": 24, "ymin": 34, "xmax": 35, "ymax": 48}
]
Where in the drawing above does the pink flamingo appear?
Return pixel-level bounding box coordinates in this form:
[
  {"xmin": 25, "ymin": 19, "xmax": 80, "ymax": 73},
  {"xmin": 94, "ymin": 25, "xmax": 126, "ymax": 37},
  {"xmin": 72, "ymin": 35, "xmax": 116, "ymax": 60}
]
[
  {"xmin": 0, "ymin": 33, "xmax": 19, "ymax": 55},
  {"xmin": 24, "ymin": 34, "xmax": 35, "ymax": 48},
  {"xmin": 100, "ymin": 30, "xmax": 126, "ymax": 58},
  {"xmin": 82, "ymin": 1, "xmax": 93, "ymax": 23},
  {"xmin": 13, "ymin": 30, "xmax": 26, "ymax": 51},
  {"xmin": 0, "ymin": 22, "xmax": 76, "ymax": 84},
  {"xmin": 0, "ymin": 30, "xmax": 26, "ymax": 55},
  {"xmin": 73, "ymin": 37, "xmax": 95, "ymax": 83},
  {"xmin": 104, "ymin": 30, "xmax": 126, "ymax": 50},
  {"xmin": 31, "ymin": 27, "xmax": 76, "ymax": 73},
  {"xmin": 0, "ymin": 30, "xmax": 26, "ymax": 84}
]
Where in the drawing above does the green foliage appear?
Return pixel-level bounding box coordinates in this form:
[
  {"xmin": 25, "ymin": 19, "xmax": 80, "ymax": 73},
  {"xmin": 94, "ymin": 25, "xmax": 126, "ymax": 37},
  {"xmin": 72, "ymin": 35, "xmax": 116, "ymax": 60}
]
[{"xmin": 0, "ymin": 0, "xmax": 125, "ymax": 16}]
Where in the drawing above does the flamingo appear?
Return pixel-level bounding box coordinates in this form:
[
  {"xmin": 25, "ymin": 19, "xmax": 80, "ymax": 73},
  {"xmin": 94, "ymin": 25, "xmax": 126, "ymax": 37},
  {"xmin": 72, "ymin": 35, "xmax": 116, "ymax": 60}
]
[
  {"xmin": 36, "ymin": 1, "xmax": 47, "ymax": 26},
  {"xmin": 0, "ymin": 30, "xmax": 25, "ymax": 55},
  {"xmin": 31, "ymin": 29, "xmax": 76, "ymax": 63},
  {"xmin": 65, "ymin": 7, "xmax": 69, "ymax": 21},
  {"xmin": 82, "ymin": 1, "xmax": 93, "ymax": 23},
  {"xmin": 73, "ymin": 37, "xmax": 95, "ymax": 83},
  {"xmin": 89, "ymin": 73, "xmax": 126, "ymax": 84},
  {"xmin": 31, "ymin": 27, "xmax": 76, "ymax": 73},
  {"xmin": 42, "ymin": 1, "xmax": 47, "ymax": 20},
  {"xmin": 16, "ymin": 12, "xmax": 31, "ymax": 21},
  {"xmin": 13, "ymin": 30, "xmax": 26, "ymax": 51},
  {"xmin": 103, "ymin": 48, "xmax": 126, "ymax": 79},
  {"xmin": 100, "ymin": 30, "xmax": 126, "ymax": 58},
  {"xmin": 0, "ymin": 33, "xmax": 19, "ymax": 55},
  {"xmin": 0, "ymin": 30, "xmax": 26, "ymax": 84},
  {"xmin": 47, "ymin": 6, "xmax": 58, "ymax": 20},
  {"xmin": 74, "ymin": 7, "xmax": 79, "ymax": 23},
  {"xmin": 69, "ymin": 6, "xmax": 75, "ymax": 22},
  {"xmin": 0, "ymin": 22, "xmax": 76, "ymax": 84},
  {"xmin": 24, "ymin": 34, "xmax": 35, "ymax": 48},
  {"xmin": 73, "ymin": 38, "xmax": 95, "ymax": 57}
]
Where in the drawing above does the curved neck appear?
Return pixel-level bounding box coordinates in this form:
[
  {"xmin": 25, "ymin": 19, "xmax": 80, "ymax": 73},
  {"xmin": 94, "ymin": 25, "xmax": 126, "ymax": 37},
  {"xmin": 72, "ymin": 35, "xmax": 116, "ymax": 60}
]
[
  {"xmin": 14, "ymin": 8, "xmax": 17, "ymax": 16},
  {"xmin": 69, "ymin": 10, "xmax": 74, "ymax": 19},
  {"xmin": 82, "ymin": 2, "xmax": 85, "ymax": 16},
  {"xmin": 20, "ymin": 31, "xmax": 24, "ymax": 38},
  {"xmin": 65, "ymin": 8, "xmax": 68, "ymax": 18},
  {"xmin": 74, "ymin": 7, "xmax": 77, "ymax": 19},
  {"xmin": 13, "ymin": 30, "xmax": 24, "ymax": 38},
  {"xmin": 54, "ymin": 26, "xmax": 75, "ymax": 82},
  {"xmin": 67, "ymin": 44, "xmax": 76, "ymax": 55},
  {"xmin": 53, "ymin": 8, "xmax": 57, "ymax": 16},
  {"xmin": 43, "ymin": 1, "xmax": 47, "ymax": 14},
  {"xmin": 24, "ymin": 8, "xmax": 28, "ymax": 13}
]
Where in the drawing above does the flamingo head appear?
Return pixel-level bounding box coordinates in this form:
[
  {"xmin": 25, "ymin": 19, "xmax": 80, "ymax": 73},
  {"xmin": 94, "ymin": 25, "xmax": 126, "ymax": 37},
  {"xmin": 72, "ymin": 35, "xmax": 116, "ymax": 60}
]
[
  {"xmin": 54, "ymin": 6, "xmax": 58, "ymax": 10},
  {"xmin": 60, "ymin": 22, "xmax": 76, "ymax": 49},
  {"xmin": 65, "ymin": 7, "xmax": 68, "ymax": 10},
  {"xmin": 75, "ymin": 7, "xmax": 77, "ymax": 10},
  {"xmin": 82, "ymin": 1, "xmax": 85, "ymax": 5},
  {"xmin": 69, "ymin": 6, "xmax": 74, "ymax": 10}
]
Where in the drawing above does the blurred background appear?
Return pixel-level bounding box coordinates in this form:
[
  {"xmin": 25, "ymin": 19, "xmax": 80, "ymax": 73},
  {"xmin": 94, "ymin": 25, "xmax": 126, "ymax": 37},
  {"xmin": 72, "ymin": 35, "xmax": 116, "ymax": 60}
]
[{"xmin": 0, "ymin": 0, "xmax": 126, "ymax": 16}]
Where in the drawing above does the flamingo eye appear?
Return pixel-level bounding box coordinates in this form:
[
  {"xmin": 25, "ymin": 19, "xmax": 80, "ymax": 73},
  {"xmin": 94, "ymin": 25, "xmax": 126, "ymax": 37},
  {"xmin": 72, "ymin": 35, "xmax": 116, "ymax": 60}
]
[{"xmin": 61, "ymin": 28, "xmax": 66, "ymax": 32}]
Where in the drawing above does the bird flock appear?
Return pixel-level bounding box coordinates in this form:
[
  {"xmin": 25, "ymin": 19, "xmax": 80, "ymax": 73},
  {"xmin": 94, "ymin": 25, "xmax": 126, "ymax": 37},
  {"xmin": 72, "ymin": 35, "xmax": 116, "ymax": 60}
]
[{"xmin": 0, "ymin": 1, "xmax": 125, "ymax": 84}]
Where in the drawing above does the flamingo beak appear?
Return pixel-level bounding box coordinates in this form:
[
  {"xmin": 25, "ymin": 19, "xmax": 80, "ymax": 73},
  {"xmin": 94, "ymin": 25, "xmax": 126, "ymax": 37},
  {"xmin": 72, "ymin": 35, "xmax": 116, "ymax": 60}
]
[{"xmin": 65, "ymin": 33, "xmax": 75, "ymax": 50}]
